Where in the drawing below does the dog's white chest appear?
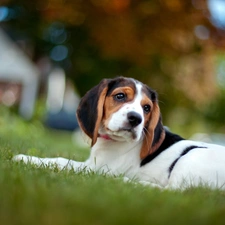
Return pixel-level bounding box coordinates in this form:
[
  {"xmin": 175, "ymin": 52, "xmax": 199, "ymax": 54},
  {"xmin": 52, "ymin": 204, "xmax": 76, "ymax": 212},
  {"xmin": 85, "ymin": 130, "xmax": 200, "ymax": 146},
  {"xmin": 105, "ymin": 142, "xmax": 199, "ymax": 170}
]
[{"xmin": 88, "ymin": 138, "xmax": 142, "ymax": 177}]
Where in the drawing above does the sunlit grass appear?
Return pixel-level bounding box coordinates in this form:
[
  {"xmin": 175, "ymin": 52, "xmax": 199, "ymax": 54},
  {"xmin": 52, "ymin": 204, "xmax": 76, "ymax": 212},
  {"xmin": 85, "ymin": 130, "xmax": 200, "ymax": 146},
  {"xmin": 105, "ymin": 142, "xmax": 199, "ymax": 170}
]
[{"xmin": 1, "ymin": 106, "xmax": 225, "ymax": 225}]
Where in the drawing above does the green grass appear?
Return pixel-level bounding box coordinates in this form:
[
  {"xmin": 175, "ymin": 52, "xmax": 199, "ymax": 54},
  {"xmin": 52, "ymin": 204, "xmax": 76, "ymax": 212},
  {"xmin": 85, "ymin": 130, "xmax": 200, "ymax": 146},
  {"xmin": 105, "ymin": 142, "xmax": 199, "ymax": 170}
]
[{"xmin": 1, "ymin": 106, "xmax": 225, "ymax": 225}]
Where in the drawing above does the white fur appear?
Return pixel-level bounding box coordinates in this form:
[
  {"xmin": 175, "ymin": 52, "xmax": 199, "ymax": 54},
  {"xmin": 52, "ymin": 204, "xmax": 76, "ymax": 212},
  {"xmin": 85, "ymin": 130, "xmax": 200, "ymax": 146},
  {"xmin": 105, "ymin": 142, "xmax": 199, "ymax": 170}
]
[{"xmin": 13, "ymin": 81, "xmax": 225, "ymax": 190}]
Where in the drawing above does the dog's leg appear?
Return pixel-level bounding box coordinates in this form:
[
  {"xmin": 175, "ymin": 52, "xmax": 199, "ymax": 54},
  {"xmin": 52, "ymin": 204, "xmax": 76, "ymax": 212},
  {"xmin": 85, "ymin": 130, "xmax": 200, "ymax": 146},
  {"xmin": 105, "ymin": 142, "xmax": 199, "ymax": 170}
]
[
  {"xmin": 123, "ymin": 177, "xmax": 163, "ymax": 189},
  {"xmin": 13, "ymin": 154, "xmax": 87, "ymax": 171}
]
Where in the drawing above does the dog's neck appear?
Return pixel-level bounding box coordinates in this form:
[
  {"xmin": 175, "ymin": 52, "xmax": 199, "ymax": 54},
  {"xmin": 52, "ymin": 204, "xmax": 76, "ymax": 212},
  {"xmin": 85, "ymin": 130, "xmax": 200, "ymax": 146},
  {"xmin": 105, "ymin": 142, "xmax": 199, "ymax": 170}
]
[{"xmin": 91, "ymin": 137, "xmax": 142, "ymax": 163}]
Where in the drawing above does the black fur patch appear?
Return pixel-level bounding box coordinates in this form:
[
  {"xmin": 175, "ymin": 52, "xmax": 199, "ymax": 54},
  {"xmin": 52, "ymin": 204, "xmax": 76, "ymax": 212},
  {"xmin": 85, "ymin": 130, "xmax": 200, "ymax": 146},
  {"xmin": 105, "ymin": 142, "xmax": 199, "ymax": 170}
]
[
  {"xmin": 151, "ymin": 117, "xmax": 164, "ymax": 147},
  {"xmin": 141, "ymin": 84, "xmax": 158, "ymax": 102},
  {"xmin": 168, "ymin": 145, "xmax": 207, "ymax": 178},
  {"xmin": 106, "ymin": 77, "xmax": 136, "ymax": 96},
  {"xmin": 140, "ymin": 130, "xmax": 184, "ymax": 167}
]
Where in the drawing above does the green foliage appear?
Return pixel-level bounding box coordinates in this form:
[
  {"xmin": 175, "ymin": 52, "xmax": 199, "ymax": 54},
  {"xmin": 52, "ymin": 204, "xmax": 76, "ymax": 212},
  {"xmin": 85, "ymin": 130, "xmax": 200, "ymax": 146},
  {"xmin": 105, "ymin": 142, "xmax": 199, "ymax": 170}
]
[
  {"xmin": 203, "ymin": 90, "xmax": 225, "ymax": 130},
  {"xmin": 3, "ymin": 0, "xmax": 225, "ymax": 131},
  {"xmin": 1, "ymin": 107, "xmax": 225, "ymax": 225},
  {"xmin": 0, "ymin": 106, "xmax": 89, "ymax": 160}
]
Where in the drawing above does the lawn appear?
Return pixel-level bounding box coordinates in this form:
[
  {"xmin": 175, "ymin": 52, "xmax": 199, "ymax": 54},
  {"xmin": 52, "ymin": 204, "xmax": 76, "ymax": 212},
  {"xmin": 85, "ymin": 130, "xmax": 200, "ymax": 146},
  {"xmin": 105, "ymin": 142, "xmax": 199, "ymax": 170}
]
[{"xmin": 1, "ymin": 106, "xmax": 225, "ymax": 225}]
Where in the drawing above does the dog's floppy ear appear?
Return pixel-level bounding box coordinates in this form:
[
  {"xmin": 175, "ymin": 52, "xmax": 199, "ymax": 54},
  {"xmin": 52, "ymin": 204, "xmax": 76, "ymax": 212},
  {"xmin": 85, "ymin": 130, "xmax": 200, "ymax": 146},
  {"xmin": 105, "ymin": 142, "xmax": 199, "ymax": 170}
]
[
  {"xmin": 76, "ymin": 79, "xmax": 111, "ymax": 146},
  {"xmin": 140, "ymin": 90, "xmax": 165, "ymax": 159}
]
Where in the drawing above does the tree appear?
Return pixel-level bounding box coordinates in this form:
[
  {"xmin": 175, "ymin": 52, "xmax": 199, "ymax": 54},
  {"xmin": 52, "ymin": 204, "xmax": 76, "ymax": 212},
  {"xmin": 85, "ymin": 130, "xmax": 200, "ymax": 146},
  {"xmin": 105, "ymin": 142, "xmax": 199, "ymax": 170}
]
[{"xmin": 2, "ymin": 0, "xmax": 225, "ymax": 134}]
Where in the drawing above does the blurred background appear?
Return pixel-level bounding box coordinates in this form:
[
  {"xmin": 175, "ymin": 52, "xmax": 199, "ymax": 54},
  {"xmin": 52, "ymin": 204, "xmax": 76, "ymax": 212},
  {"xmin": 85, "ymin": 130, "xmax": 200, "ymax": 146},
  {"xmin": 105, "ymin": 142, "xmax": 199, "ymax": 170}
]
[{"xmin": 1, "ymin": 0, "xmax": 225, "ymax": 143}]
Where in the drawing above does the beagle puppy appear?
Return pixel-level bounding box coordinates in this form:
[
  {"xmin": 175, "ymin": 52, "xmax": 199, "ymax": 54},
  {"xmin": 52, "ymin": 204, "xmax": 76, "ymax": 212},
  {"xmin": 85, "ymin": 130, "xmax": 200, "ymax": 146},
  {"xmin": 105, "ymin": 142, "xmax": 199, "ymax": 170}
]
[{"xmin": 14, "ymin": 77, "xmax": 225, "ymax": 190}]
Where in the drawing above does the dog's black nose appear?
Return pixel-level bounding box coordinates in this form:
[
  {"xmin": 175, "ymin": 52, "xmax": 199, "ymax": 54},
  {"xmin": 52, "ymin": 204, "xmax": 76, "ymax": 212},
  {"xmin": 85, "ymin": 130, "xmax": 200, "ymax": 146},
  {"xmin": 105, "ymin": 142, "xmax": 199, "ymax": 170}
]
[{"xmin": 127, "ymin": 112, "xmax": 142, "ymax": 127}]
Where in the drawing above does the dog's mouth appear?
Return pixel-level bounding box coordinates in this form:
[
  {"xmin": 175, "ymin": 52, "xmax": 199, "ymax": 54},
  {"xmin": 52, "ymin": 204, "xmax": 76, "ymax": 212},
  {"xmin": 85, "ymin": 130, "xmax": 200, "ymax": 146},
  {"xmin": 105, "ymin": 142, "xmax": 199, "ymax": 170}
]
[
  {"xmin": 120, "ymin": 127, "xmax": 137, "ymax": 139},
  {"xmin": 100, "ymin": 127, "xmax": 138, "ymax": 141}
]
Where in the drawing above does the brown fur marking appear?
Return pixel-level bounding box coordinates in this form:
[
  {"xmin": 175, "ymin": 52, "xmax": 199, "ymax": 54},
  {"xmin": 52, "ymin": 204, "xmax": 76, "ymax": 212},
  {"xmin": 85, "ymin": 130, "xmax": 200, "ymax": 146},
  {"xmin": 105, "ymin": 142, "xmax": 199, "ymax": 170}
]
[
  {"xmin": 140, "ymin": 100, "xmax": 164, "ymax": 159},
  {"xmin": 103, "ymin": 87, "xmax": 135, "ymax": 128}
]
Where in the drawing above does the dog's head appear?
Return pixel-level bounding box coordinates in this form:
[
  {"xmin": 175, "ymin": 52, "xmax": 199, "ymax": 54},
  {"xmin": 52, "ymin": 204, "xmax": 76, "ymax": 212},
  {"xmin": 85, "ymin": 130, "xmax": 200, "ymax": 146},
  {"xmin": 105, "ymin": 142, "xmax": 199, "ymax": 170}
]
[{"xmin": 76, "ymin": 77, "xmax": 165, "ymax": 159}]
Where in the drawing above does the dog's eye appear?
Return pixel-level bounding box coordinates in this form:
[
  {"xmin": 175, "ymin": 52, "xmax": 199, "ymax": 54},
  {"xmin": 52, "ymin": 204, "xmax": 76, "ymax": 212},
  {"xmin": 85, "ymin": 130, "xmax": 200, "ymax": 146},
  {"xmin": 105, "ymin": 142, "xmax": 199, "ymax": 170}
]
[
  {"xmin": 143, "ymin": 104, "xmax": 151, "ymax": 113},
  {"xmin": 114, "ymin": 93, "xmax": 126, "ymax": 101}
]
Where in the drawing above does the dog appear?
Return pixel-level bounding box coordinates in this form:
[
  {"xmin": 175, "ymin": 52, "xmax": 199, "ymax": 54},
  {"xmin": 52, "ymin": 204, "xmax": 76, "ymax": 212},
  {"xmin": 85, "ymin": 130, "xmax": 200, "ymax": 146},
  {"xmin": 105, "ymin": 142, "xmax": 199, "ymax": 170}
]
[{"xmin": 13, "ymin": 76, "xmax": 225, "ymax": 190}]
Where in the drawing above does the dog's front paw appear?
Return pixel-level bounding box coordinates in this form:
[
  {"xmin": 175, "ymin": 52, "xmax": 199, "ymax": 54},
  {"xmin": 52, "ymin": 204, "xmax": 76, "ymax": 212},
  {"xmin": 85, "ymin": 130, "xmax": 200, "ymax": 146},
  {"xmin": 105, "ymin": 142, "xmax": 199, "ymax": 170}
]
[
  {"xmin": 12, "ymin": 154, "xmax": 30, "ymax": 163},
  {"xmin": 138, "ymin": 180, "xmax": 163, "ymax": 189}
]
